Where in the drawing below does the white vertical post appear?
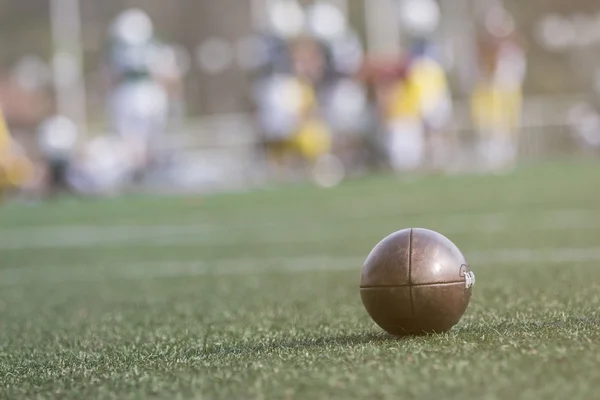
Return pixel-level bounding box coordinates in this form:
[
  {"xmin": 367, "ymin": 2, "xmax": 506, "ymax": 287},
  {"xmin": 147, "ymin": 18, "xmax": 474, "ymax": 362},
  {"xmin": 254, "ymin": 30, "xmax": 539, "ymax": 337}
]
[
  {"xmin": 363, "ymin": 0, "xmax": 402, "ymax": 55},
  {"xmin": 251, "ymin": 0, "xmax": 269, "ymax": 30},
  {"xmin": 49, "ymin": 0, "xmax": 87, "ymax": 137},
  {"xmin": 451, "ymin": 0, "xmax": 478, "ymax": 96}
]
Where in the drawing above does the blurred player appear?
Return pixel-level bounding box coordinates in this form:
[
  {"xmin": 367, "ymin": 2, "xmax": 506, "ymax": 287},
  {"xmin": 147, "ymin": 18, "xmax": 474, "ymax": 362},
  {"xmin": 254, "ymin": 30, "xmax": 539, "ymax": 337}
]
[
  {"xmin": 253, "ymin": 0, "xmax": 344, "ymax": 187},
  {"xmin": 376, "ymin": 55, "xmax": 424, "ymax": 172},
  {"xmin": 65, "ymin": 135, "xmax": 137, "ymax": 197},
  {"xmin": 358, "ymin": 54, "xmax": 407, "ymax": 169},
  {"xmin": 36, "ymin": 115, "xmax": 137, "ymax": 198},
  {"xmin": 262, "ymin": 38, "xmax": 332, "ymax": 176},
  {"xmin": 407, "ymin": 39, "xmax": 453, "ymax": 171},
  {"xmin": 0, "ymin": 105, "xmax": 34, "ymax": 198},
  {"xmin": 107, "ymin": 8, "xmax": 169, "ymax": 181},
  {"xmin": 362, "ymin": 0, "xmax": 453, "ymax": 173},
  {"xmin": 305, "ymin": 1, "xmax": 366, "ymax": 135},
  {"xmin": 399, "ymin": 0, "xmax": 453, "ymax": 172},
  {"xmin": 37, "ymin": 115, "xmax": 78, "ymax": 195},
  {"xmin": 307, "ymin": 1, "xmax": 368, "ymax": 180},
  {"xmin": 363, "ymin": 49, "xmax": 451, "ymax": 171},
  {"xmin": 471, "ymin": 5, "xmax": 526, "ymax": 173}
]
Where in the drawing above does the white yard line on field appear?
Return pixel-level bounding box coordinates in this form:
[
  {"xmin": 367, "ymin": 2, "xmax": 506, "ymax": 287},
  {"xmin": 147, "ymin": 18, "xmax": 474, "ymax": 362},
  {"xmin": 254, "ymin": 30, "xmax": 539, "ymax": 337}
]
[
  {"xmin": 0, "ymin": 225, "xmax": 216, "ymax": 249},
  {"xmin": 1, "ymin": 247, "xmax": 600, "ymax": 286},
  {"xmin": 1, "ymin": 209, "xmax": 600, "ymax": 250}
]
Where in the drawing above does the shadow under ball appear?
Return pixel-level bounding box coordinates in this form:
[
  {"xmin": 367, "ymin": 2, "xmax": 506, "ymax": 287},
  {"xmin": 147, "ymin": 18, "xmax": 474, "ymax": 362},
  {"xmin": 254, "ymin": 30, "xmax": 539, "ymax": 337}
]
[{"xmin": 360, "ymin": 228, "xmax": 475, "ymax": 336}]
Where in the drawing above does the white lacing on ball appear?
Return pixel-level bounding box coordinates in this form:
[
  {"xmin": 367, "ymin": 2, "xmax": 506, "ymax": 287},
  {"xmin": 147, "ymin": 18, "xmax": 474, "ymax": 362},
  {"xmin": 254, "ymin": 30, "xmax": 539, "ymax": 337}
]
[{"xmin": 464, "ymin": 271, "xmax": 476, "ymax": 288}]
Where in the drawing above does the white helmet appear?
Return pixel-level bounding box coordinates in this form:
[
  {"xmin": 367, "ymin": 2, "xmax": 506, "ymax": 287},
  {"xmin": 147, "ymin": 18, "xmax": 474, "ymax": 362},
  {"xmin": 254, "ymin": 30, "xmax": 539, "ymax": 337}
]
[
  {"xmin": 37, "ymin": 115, "xmax": 78, "ymax": 160},
  {"xmin": 484, "ymin": 5, "xmax": 516, "ymax": 38},
  {"xmin": 398, "ymin": 0, "xmax": 441, "ymax": 37},
  {"xmin": 267, "ymin": 0, "xmax": 306, "ymax": 39},
  {"xmin": 110, "ymin": 8, "xmax": 154, "ymax": 45},
  {"xmin": 306, "ymin": 1, "xmax": 348, "ymax": 42}
]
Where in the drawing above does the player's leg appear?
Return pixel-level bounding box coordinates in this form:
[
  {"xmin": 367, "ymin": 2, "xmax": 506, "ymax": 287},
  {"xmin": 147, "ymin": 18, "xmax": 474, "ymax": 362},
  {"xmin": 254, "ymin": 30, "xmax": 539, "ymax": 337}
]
[{"xmin": 386, "ymin": 118, "xmax": 425, "ymax": 172}]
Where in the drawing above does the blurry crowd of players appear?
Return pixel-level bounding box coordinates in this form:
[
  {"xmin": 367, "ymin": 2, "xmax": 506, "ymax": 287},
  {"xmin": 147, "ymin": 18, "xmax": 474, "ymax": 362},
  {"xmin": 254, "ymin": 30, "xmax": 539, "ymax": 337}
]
[
  {"xmin": 0, "ymin": 1, "xmax": 531, "ymax": 200},
  {"xmin": 1, "ymin": 9, "xmax": 185, "ymax": 199},
  {"xmin": 251, "ymin": 0, "xmax": 528, "ymax": 187}
]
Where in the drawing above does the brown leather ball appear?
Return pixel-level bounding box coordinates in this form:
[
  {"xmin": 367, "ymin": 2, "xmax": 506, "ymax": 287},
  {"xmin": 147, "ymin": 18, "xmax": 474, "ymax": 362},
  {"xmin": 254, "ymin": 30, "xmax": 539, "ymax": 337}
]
[{"xmin": 360, "ymin": 228, "xmax": 475, "ymax": 336}]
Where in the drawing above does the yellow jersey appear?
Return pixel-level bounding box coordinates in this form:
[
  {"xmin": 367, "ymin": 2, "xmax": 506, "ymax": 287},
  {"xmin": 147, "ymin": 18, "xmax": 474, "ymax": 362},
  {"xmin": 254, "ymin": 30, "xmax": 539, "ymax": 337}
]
[
  {"xmin": 0, "ymin": 106, "xmax": 10, "ymax": 153},
  {"xmin": 386, "ymin": 57, "xmax": 449, "ymax": 121},
  {"xmin": 471, "ymin": 84, "xmax": 522, "ymax": 133},
  {"xmin": 0, "ymin": 106, "xmax": 34, "ymax": 189}
]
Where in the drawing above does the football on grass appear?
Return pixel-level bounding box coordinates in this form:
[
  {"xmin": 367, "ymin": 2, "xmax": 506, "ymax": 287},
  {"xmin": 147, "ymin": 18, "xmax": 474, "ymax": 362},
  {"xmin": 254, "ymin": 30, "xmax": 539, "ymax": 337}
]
[{"xmin": 360, "ymin": 228, "xmax": 475, "ymax": 336}]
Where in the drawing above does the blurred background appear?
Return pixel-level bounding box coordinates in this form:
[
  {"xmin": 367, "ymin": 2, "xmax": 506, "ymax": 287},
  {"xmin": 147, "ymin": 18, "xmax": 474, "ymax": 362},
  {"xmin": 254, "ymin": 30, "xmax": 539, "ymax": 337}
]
[{"xmin": 1, "ymin": 0, "xmax": 600, "ymax": 199}]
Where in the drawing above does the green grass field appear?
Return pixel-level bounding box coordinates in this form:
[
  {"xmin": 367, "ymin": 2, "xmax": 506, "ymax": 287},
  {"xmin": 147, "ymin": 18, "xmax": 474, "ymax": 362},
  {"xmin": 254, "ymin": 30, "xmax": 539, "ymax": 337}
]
[{"xmin": 1, "ymin": 161, "xmax": 600, "ymax": 399}]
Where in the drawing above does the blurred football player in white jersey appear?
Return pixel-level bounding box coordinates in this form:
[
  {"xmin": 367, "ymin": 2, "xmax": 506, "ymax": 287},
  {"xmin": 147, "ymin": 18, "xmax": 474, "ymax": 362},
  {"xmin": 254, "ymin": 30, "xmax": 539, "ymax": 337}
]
[
  {"xmin": 252, "ymin": 0, "xmax": 351, "ymax": 187},
  {"xmin": 305, "ymin": 1, "xmax": 367, "ymax": 136},
  {"xmin": 36, "ymin": 114, "xmax": 139, "ymax": 198},
  {"xmin": 65, "ymin": 135, "xmax": 137, "ymax": 197},
  {"xmin": 408, "ymin": 39, "xmax": 454, "ymax": 171},
  {"xmin": 471, "ymin": 5, "xmax": 526, "ymax": 173},
  {"xmin": 107, "ymin": 9, "xmax": 169, "ymax": 180},
  {"xmin": 37, "ymin": 114, "xmax": 78, "ymax": 195},
  {"xmin": 307, "ymin": 1, "xmax": 368, "ymax": 182}
]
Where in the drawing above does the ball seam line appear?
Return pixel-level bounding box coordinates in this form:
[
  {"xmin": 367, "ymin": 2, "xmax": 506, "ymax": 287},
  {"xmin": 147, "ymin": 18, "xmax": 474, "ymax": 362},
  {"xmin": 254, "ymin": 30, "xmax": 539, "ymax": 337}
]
[
  {"xmin": 409, "ymin": 228, "xmax": 415, "ymax": 318},
  {"xmin": 359, "ymin": 281, "xmax": 468, "ymax": 289}
]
